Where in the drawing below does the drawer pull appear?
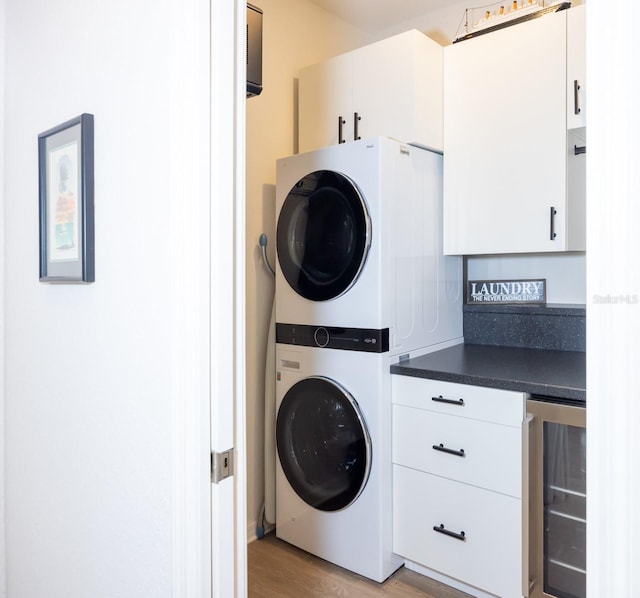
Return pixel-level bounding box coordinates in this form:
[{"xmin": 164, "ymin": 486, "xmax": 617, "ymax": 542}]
[
  {"xmin": 354, "ymin": 111, "xmax": 361, "ymax": 140},
  {"xmin": 431, "ymin": 395, "xmax": 464, "ymax": 406},
  {"xmin": 433, "ymin": 524, "xmax": 466, "ymax": 542},
  {"xmin": 432, "ymin": 443, "xmax": 465, "ymax": 458},
  {"xmin": 573, "ymin": 79, "xmax": 581, "ymax": 115},
  {"xmin": 338, "ymin": 115, "xmax": 346, "ymax": 144}
]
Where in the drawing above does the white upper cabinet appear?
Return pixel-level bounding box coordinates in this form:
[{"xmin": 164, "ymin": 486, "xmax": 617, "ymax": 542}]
[
  {"xmin": 298, "ymin": 51, "xmax": 354, "ymax": 150},
  {"xmin": 443, "ymin": 8, "xmax": 586, "ymax": 255},
  {"xmin": 298, "ymin": 30, "xmax": 443, "ymax": 153},
  {"xmin": 567, "ymin": 4, "xmax": 586, "ymax": 129}
]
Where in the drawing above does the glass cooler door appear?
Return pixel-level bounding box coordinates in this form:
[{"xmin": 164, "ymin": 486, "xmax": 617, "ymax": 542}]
[{"xmin": 543, "ymin": 421, "xmax": 587, "ymax": 598}]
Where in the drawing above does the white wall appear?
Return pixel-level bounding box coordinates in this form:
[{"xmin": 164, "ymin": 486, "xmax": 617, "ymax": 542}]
[
  {"xmin": 467, "ymin": 253, "xmax": 586, "ymax": 304},
  {"xmin": 3, "ymin": 1, "xmax": 209, "ymax": 596},
  {"xmin": 587, "ymin": 2, "xmax": 640, "ymax": 594},
  {"xmin": 373, "ymin": 0, "xmax": 472, "ymax": 45},
  {"xmin": 245, "ymin": 0, "xmax": 371, "ymax": 540},
  {"xmin": 0, "ymin": 0, "xmax": 6, "ymax": 594}
]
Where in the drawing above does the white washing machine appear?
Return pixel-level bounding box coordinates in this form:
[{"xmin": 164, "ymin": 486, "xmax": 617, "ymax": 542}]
[
  {"xmin": 275, "ymin": 342, "xmax": 403, "ymax": 583},
  {"xmin": 275, "ymin": 136, "xmax": 462, "ymax": 357}
]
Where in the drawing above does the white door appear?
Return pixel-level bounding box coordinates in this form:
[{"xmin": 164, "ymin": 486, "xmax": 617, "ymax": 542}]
[
  {"xmin": 210, "ymin": 1, "xmax": 247, "ymax": 597},
  {"xmin": 169, "ymin": 1, "xmax": 246, "ymax": 598}
]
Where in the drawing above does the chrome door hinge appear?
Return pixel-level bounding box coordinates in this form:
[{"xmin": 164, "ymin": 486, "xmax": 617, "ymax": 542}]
[{"xmin": 211, "ymin": 448, "xmax": 234, "ymax": 484}]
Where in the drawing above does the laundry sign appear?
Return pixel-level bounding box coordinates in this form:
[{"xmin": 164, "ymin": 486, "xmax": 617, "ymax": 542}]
[{"xmin": 467, "ymin": 279, "xmax": 546, "ymax": 305}]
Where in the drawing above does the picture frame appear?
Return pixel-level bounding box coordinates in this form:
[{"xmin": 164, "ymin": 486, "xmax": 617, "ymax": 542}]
[{"xmin": 38, "ymin": 113, "xmax": 94, "ymax": 283}]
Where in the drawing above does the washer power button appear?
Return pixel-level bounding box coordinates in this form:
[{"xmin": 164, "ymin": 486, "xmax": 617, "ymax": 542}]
[{"xmin": 314, "ymin": 327, "xmax": 330, "ymax": 348}]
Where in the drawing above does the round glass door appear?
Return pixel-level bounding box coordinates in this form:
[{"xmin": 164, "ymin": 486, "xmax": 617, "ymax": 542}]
[
  {"xmin": 276, "ymin": 376, "xmax": 372, "ymax": 512},
  {"xmin": 276, "ymin": 170, "xmax": 371, "ymax": 301}
]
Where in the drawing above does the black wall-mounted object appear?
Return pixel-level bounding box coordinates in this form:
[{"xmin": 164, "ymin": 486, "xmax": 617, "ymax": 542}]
[{"xmin": 247, "ymin": 4, "xmax": 263, "ymax": 97}]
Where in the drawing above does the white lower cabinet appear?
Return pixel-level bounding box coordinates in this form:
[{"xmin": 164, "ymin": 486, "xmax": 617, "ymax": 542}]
[
  {"xmin": 394, "ymin": 466, "xmax": 523, "ymax": 598},
  {"xmin": 392, "ymin": 376, "xmax": 528, "ymax": 597}
]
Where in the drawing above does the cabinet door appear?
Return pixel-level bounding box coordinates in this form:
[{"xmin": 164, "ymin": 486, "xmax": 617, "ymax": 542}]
[
  {"xmin": 298, "ymin": 52, "xmax": 354, "ymax": 153},
  {"xmin": 444, "ymin": 11, "xmax": 568, "ymax": 255},
  {"xmin": 567, "ymin": 5, "xmax": 586, "ymax": 129},
  {"xmin": 353, "ymin": 30, "xmax": 443, "ymax": 152},
  {"xmin": 393, "ymin": 404, "xmax": 523, "ymax": 497},
  {"xmin": 392, "ymin": 375, "xmax": 525, "ymax": 426},
  {"xmin": 394, "ymin": 465, "xmax": 524, "ymax": 598},
  {"xmin": 298, "ymin": 30, "xmax": 443, "ymax": 153}
]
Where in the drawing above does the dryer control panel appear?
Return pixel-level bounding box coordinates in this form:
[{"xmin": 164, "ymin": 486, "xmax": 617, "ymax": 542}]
[{"xmin": 276, "ymin": 323, "xmax": 389, "ymax": 353}]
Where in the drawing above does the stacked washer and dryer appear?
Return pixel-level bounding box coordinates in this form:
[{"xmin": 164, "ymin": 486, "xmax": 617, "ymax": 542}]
[{"xmin": 274, "ymin": 137, "xmax": 463, "ymax": 583}]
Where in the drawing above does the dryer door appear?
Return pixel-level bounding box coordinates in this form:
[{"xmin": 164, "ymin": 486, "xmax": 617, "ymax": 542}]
[
  {"xmin": 276, "ymin": 376, "xmax": 372, "ymax": 512},
  {"xmin": 276, "ymin": 170, "xmax": 371, "ymax": 301}
]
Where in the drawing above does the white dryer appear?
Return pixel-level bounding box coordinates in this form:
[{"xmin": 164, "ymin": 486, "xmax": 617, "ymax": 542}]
[
  {"xmin": 275, "ymin": 342, "xmax": 402, "ymax": 583},
  {"xmin": 275, "ymin": 136, "xmax": 462, "ymax": 357}
]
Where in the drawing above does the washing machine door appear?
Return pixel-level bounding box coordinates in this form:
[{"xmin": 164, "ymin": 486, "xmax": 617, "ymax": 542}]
[
  {"xmin": 277, "ymin": 170, "xmax": 371, "ymax": 301},
  {"xmin": 276, "ymin": 376, "xmax": 372, "ymax": 512}
]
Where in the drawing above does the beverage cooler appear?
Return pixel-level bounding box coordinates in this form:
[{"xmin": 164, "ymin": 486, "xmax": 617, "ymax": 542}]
[{"xmin": 527, "ymin": 397, "xmax": 586, "ymax": 598}]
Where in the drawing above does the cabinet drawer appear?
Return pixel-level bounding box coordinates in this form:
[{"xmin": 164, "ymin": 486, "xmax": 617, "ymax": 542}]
[
  {"xmin": 393, "ymin": 405, "xmax": 522, "ymax": 497},
  {"xmin": 392, "ymin": 375, "xmax": 524, "ymax": 426},
  {"xmin": 393, "ymin": 465, "xmax": 524, "ymax": 598}
]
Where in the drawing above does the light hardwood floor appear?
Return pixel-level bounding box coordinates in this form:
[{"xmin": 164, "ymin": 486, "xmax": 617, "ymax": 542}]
[{"xmin": 248, "ymin": 533, "xmax": 473, "ymax": 598}]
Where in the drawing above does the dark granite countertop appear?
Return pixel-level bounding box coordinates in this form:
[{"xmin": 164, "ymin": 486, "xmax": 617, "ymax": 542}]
[
  {"xmin": 390, "ymin": 343, "xmax": 586, "ymax": 403},
  {"xmin": 463, "ymin": 303, "xmax": 586, "ymax": 316}
]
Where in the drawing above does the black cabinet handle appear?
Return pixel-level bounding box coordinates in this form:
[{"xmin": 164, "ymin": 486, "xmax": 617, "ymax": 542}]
[
  {"xmin": 574, "ymin": 145, "xmax": 586, "ymax": 155},
  {"xmin": 431, "ymin": 395, "xmax": 464, "ymax": 406},
  {"xmin": 550, "ymin": 206, "xmax": 558, "ymax": 240},
  {"xmin": 574, "ymin": 80, "xmax": 581, "ymax": 115},
  {"xmin": 338, "ymin": 116, "xmax": 346, "ymax": 144},
  {"xmin": 433, "ymin": 524, "xmax": 466, "ymax": 542},
  {"xmin": 432, "ymin": 443, "xmax": 465, "ymax": 457},
  {"xmin": 354, "ymin": 112, "xmax": 361, "ymax": 140}
]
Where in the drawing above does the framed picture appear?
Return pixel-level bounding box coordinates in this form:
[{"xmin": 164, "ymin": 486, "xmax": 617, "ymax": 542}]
[{"xmin": 38, "ymin": 113, "xmax": 94, "ymax": 283}]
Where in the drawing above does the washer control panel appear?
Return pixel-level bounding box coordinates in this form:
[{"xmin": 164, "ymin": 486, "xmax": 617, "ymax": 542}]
[{"xmin": 276, "ymin": 323, "xmax": 389, "ymax": 353}]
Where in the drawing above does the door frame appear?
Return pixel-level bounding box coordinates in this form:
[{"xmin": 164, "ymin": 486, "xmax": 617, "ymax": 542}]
[
  {"xmin": 170, "ymin": 0, "xmax": 247, "ymax": 597},
  {"xmin": 207, "ymin": 3, "xmax": 640, "ymax": 598},
  {"xmin": 209, "ymin": 0, "xmax": 248, "ymax": 596}
]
